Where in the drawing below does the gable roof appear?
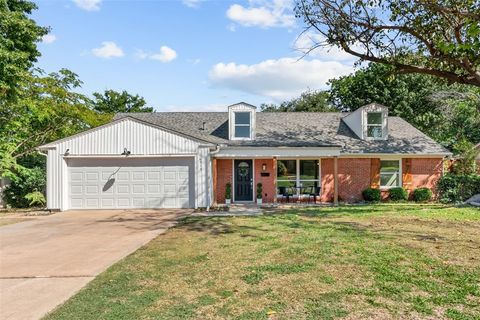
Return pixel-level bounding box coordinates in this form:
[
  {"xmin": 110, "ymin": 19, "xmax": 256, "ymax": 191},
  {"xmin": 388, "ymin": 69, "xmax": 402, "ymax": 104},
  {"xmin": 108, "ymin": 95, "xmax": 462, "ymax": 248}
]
[{"xmin": 113, "ymin": 112, "xmax": 451, "ymax": 155}]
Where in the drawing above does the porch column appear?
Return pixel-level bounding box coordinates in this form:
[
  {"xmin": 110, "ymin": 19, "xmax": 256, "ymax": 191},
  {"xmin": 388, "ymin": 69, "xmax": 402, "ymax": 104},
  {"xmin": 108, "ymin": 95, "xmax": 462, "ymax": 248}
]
[
  {"xmin": 212, "ymin": 158, "xmax": 217, "ymax": 205},
  {"xmin": 273, "ymin": 157, "xmax": 277, "ymax": 203},
  {"xmin": 333, "ymin": 156, "xmax": 339, "ymax": 206}
]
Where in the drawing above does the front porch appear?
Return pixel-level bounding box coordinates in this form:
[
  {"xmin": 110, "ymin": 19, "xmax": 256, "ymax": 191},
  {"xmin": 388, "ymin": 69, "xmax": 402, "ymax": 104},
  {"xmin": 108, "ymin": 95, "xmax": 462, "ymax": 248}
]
[{"xmin": 212, "ymin": 157, "xmax": 341, "ymax": 206}]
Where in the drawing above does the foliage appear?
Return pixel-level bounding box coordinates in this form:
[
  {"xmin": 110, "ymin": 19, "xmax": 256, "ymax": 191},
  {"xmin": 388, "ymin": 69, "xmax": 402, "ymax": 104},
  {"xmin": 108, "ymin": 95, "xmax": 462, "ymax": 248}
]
[
  {"xmin": 388, "ymin": 187, "xmax": 408, "ymax": 202},
  {"xmin": 0, "ymin": 69, "xmax": 110, "ymax": 178},
  {"xmin": 3, "ymin": 166, "xmax": 45, "ymax": 208},
  {"xmin": 412, "ymin": 188, "xmax": 433, "ymax": 202},
  {"xmin": 256, "ymin": 183, "xmax": 262, "ymax": 199},
  {"xmin": 295, "ymin": 0, "xmax": 480, "ymax": 86},
  {"xmin": 261, "ymin": 90, "xmax": 337, "ymax": 112},
  {"xmin": 0, "ymin": 0, "xmax": 48, "ymax": 101},
  {"xmin": 362, "ymin": 188, "xmax": 381, "ymax": 202},
  {"xmin": 437, "ymin": 174, "xmax": 480, "ymax": 203},
  {"xmin": 92, "ymin": 89, "xmax": 153, "ymax": 114},
  {"xmin": 225, "ymin": 183, "xmax": 231, "ymax": 199},
  {"xmin": 25, "ymin": 190, "xmax": 46, "ymax": 207},
  {"xmin": 451, "ymin": 140, "xmax": 479, "ymax": 174}
]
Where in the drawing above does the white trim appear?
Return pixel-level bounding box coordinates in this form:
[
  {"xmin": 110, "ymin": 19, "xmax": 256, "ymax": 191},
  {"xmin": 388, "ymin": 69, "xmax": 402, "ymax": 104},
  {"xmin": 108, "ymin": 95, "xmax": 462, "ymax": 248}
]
[
  {"xmin": 62, "ymin": 154, "xmax": 197, "ymax": 159},
  {"xmin": 339, "ymin": 153, "xmax": 450, "ymax": 158},
  {"xmin": 232, "ymin": 159, "xmax": 235, "ymax": 203},
  {"xmin": 379, "ymin": 158, "xmax": 402, "ymax": 190},
  {"xmin": 216, "ymin": 147, "xmax": 341, "ymax": 158}
]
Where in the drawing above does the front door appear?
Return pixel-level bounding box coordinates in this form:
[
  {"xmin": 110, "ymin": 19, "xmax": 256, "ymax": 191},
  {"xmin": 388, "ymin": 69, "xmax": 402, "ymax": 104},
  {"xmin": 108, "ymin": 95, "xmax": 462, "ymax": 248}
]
[{"xmin": 234, "ymin": 160, "xmax": 253, "ymax": 201}]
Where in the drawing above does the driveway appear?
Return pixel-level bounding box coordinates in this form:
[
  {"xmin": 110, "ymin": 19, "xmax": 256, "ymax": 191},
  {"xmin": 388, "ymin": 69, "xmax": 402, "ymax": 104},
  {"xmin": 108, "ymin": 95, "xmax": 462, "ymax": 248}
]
[{"xmin": 0, "ymin": 209, "xmax": 191, "ymax": 320}]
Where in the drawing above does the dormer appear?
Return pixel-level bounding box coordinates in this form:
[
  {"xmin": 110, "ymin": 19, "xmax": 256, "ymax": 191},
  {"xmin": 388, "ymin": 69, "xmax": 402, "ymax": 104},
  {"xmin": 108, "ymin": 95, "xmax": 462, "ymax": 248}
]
[
  {"xmin": 228, "ymin": 102, "xmax": 256, "ymax": 140},
  {"xmin": 343, "ymin": 103, "xmax": 388, "ymax": 140}
]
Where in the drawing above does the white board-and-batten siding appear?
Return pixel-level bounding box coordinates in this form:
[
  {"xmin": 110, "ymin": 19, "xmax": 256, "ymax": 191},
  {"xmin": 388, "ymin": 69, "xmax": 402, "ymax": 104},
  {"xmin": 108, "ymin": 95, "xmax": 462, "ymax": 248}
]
[{"xmin": 43, "ymin": 118, "xmax": 212, "ymax": 210}]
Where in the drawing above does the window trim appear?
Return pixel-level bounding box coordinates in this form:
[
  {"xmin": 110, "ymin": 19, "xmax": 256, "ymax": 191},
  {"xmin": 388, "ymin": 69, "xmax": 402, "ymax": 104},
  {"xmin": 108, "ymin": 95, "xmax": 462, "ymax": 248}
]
[
  {"xmin": 366, "ymin": 112, "xmax": 384, "ymax": 139},
  {"xmin": 277, "ymin": 159, "xmax": 320, "ymax": 194},
  {"xmin": 233, "ymin": 111, "xmax": 252, "ymax": 140},
  {"xmin": 379, "ymin": 158, "xmax": 402, "ymax": 189}
]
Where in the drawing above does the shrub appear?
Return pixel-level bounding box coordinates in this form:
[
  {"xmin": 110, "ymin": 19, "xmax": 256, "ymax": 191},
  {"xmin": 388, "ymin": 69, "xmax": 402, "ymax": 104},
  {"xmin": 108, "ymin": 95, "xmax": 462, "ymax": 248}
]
[
  {"xmin": 388, "ymin": 187, "xmax": 408, "ymax": 201},
  {"xmin": 225, "ymin": 183, "xmax": 231, "ymax": 200},
  {"xmin": 362, "ymin": 187, "xmax": 381, "ymax": 202},
  {"xmin": 437, "ymin": 174, "xmax": 480, "ymax": 203},
  {"xmin": 412, "ymin": 188, "xmax": 433, "ymax": 202},
  {"xmin": 256, "ymin": 183, "xmax": 262, "ymax": 199},
  {"xmin": 25, "ymin": 191, "xmax": 46, "ymax": 207},
  {"xmin": 4, "ymin": 167, "xmax": 46, "ymax": 208}
]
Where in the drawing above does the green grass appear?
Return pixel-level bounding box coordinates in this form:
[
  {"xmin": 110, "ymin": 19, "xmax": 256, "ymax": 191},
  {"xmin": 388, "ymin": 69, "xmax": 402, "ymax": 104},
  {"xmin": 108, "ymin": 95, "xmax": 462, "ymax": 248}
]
[{"xmin": 45, "ymin": 204, "xmax": 480, "ymax": 320}]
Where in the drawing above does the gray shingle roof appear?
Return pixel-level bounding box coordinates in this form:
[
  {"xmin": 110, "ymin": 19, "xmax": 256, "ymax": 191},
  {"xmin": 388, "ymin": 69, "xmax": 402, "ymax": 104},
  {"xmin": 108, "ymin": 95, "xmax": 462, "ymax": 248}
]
[{"xmin": 113, "ymin": 112, "xmax": 451, "ymax": 155}]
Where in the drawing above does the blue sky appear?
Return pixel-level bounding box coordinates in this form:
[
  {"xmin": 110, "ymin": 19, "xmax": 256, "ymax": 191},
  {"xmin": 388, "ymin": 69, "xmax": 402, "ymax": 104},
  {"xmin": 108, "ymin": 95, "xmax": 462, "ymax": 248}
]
[{"xmin": 34, "ymin": 0, "xmax": 356, "ymax": 111}]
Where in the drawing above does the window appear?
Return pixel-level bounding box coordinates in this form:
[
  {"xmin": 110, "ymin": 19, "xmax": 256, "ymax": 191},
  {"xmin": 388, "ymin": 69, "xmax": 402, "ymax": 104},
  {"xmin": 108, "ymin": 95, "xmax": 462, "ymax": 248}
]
[
  {"xmin": 380, "ymin": 160, "xmax": 400, "ymax": 188},
  {"xmin": 367, "ymin": 112, "xmax": 383, "ymax": 138},
  {"xmin": 234, "ymin": 112, "xmax": 250, "ymax": 138},
  {"xmin": 277, "ymin": 160, "xmax": 296, "ymax": 188},
  {"xmin": 277, "ymin": 159, "xmax": 320, "ymax": 191}
]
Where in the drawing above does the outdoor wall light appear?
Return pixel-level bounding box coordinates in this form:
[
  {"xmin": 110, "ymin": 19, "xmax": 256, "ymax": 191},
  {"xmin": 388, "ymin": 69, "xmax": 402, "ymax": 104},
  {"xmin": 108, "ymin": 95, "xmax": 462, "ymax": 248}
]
[
  {"xmin": 64, "ymin": 148, "xmax": 70, "ymax": 156},
  {"xmin": 121, "ymin": 148, "xmax": 131, "ymax": 156},
  {"xmin": 262, "ymin": 163, "xmax": 267, "ymax": 171}
]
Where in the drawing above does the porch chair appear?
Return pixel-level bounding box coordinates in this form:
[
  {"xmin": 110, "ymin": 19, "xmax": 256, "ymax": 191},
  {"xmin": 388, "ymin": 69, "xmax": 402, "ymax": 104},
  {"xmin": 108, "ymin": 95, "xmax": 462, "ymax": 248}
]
[
  {"xmin": 278, "ymin": 186, "xmax": 290, "ymax": 203},
  {"xmin": 309, "ymin": 186, "xmax": 321, "ymax": 203}
]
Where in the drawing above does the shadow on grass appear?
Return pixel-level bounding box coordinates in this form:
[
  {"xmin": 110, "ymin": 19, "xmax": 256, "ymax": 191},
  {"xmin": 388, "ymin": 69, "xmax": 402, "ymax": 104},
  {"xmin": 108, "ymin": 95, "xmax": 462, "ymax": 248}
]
[{"xmin": 175, "ymin": 216, "xmax": 270, "ymax": 236}]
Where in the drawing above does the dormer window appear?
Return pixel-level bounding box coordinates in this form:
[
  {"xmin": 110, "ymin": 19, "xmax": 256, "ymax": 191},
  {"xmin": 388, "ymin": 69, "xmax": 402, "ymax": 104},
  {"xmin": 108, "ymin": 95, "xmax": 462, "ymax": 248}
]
[
  {"xmin": 234, "ymin": 112, "xmax": 251, "ymax": 138},
  {"xmin": 367, "ymin": 112, "xmax": 383, "ymax": 138}
]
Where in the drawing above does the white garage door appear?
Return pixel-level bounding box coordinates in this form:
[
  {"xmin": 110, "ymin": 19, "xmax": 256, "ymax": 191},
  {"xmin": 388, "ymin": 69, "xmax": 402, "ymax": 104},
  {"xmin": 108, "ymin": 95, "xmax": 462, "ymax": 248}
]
[{"xmin": 68, "ymin": 158, "xmax": 194, "ymax": 209}]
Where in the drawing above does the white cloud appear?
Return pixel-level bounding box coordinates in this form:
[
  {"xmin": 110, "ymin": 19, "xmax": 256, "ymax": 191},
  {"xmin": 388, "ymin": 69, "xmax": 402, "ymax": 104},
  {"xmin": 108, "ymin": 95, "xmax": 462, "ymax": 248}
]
[
  {"xmin": 73, "ymin": 0, "xmax": 102, "ymax": 11},
  {"xmin": 209, "ymin": 57, "xmax": 353, "ymax": 100},
  {"xmin": 294, "ymin": 31, "xmax": 357, "ymax": 62},
  {"xmin": 41, "ymin": 34, "xmax": 57, "ymax": 44},
  {"xmin": 92, "ymin": 41, "xmax": 124, "ymax": 58},
  {"xmin": 227, "ymin": 0, "xmax": 294, "ymax": 28},
  {"xmin": 136, "ymin": 46, "xmax": 177, "ymax": 63},
  {"xmin": 182, "ymin": 0, "xmax": 202, "ymax": 8}
]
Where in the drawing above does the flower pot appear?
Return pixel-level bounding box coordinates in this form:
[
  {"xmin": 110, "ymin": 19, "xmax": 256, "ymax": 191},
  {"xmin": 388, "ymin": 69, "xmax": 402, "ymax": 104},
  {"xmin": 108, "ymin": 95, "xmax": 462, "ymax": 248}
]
[
  {"xmin": 257, "ymin": 198, "xmax": 262, "ymax": 205},
  {"xmin": 225, "ymin": 199, "xmax": 231, "ymax": 206}
]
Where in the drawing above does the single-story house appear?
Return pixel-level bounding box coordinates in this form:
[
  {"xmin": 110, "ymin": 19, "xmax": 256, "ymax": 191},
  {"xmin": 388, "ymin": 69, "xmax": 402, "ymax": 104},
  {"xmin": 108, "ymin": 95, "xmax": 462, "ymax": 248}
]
[{"xmin": 38, "ymin": 102, "xmax": 451, "ymax": 211}]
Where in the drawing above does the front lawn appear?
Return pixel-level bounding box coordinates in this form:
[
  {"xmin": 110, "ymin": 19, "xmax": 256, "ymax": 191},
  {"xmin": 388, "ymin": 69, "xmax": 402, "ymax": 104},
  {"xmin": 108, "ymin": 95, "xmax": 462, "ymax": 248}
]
[{"xmin": 45, "ymin": 204, "xmax": 480, "ymax": 320}]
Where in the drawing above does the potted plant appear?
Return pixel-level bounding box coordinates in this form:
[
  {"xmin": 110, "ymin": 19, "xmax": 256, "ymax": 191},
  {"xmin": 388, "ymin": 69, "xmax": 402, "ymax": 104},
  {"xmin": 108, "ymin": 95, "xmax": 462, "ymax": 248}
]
[
  {"xmin": 256, "ymin": 182, "xmax": 263, "ymax": 205},
  {"xmin": 225, "ymin": 182, "xmax": 231, "ymax": 205}
]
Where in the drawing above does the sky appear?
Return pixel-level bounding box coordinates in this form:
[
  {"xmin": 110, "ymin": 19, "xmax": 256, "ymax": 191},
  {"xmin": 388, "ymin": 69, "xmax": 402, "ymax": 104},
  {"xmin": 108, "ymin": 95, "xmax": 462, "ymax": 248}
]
[{"xmin": 33, "ymin": 0, "xmax": 357, "ymax": 112}]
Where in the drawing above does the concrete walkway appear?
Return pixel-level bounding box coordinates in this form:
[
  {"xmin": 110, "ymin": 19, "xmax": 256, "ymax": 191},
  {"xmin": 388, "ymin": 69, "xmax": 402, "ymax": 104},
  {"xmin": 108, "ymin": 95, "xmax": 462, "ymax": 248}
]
[{"xmin": 0, "ymin": 209, "xmax": 191, "ymax": 320}]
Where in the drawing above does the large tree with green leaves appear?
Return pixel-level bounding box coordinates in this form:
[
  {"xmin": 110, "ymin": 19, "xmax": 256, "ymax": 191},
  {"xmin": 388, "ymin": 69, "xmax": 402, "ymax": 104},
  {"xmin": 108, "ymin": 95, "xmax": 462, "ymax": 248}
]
[
  {"xmin": 0, "ymin": 0, "xmax": 48, "ymax": 101},
  {"xmin": 295, "ymin": 0, "xmax": 480, "ymax": 86},
  {"xmin": 91, "ymin": 89, "xmax": 153, "ymax": 114},
  {"xmin": 261, "ymin": 90, "xmax": 336, "ymax": 112},
  {"xmin": 0, "ymin": 69, "xmax": 110, "ymax": 177}
]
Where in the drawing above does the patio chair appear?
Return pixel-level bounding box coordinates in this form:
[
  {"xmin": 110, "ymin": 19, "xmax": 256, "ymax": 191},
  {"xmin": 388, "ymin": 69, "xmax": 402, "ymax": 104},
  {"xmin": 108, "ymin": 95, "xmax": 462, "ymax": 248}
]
[
  {"xmin": 278, "ymin": 186, "xmax": 289, "ymax": 203},
  {"xmin": 309, "ymin": 186, "xmax": 321, "ymax": 203}
]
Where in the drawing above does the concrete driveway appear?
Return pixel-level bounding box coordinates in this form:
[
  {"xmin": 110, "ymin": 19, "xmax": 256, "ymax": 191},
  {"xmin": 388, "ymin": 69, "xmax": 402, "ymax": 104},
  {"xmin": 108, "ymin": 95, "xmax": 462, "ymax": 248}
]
[{"xmin": 0, "ymin": 209, "xmax": 191, "ymax": 320}]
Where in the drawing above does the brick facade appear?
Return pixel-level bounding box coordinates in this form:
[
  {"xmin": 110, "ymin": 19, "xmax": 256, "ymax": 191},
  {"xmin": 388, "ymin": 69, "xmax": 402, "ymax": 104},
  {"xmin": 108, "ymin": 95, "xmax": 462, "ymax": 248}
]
[
  {"xmin": 215, "ymin": 159, "xmax": 233, "ymax": 204},
  {"xmin": 254, "ymin": 159, "xmax": 276, "ymax": 203},
  {"xmin": 214, "ymin": 157, "xmax": 444, "ymax": 204}
]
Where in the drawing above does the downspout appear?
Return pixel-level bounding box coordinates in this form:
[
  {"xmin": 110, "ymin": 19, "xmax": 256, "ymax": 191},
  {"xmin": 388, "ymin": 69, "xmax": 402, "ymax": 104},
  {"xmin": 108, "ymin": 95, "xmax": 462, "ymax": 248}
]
[{"xmin": 206, "ymin": 144, "xmax": 221, "ymax": 211}]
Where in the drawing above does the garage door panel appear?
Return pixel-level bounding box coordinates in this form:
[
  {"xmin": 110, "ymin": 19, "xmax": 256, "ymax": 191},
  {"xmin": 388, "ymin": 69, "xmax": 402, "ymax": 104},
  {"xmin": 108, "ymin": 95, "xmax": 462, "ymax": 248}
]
[{"xmin": 68, "ymin": 158, "xmax": 193, "ymax": 209}]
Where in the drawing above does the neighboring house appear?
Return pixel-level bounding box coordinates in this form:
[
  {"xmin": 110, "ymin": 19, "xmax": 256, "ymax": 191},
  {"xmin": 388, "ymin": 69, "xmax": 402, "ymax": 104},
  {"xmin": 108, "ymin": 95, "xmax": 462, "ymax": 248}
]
[
  {"xmin": 475, "ymin": 143, "xmax": 480, "ymax": 174},
  {"xmin": 38, "ymin": 103, "xmax": 451, "ymax": 211}
]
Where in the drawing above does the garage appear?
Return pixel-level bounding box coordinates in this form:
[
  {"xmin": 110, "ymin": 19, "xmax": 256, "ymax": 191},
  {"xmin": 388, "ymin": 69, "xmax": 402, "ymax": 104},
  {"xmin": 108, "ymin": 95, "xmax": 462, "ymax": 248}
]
[{"xmin": 67, "ymin": 157, "xmax": 194, "ymax": 209}]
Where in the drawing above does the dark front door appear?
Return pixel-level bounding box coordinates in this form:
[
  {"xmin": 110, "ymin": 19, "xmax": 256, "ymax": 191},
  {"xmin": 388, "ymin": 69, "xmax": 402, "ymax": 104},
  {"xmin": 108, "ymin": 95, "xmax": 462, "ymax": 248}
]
[{"xmin": 234, "ymin": 160, "xmax": 253, "ymax": 201}]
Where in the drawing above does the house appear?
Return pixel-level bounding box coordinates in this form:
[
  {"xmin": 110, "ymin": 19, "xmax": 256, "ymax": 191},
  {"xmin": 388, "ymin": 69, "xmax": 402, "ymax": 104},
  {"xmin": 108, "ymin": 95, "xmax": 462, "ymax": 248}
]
[{"xmin": 37, "ymin": 103, "xmax": 451, "ymax": 211}]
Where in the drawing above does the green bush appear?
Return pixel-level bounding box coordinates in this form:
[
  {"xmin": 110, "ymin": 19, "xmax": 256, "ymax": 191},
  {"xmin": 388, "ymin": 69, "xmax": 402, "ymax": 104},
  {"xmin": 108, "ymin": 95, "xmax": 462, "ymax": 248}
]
[
  {"xmin": 362, "ymin": 188, "xmax": 381, "ymax": 202},
  {"xmin": 225, "ymin": 183, "xmax": 232, "ymax": 200},
  {"xmin": 388, "ymin": 187, "xmax": 408, "ymax": 201},
  {"xmin": 412, "ymin": 188, "xmax": 433, "ymax": 202},
  {"xmin": 256, "ymin": 183, "xmax": 263, "ymax": 199},
  {"xmin": 437, "ymin": 174, "xmax": 480, "ymax": 203},
  {"xmin": 4, "ymin": 167, "xmax": 46, "ymax": 208}
]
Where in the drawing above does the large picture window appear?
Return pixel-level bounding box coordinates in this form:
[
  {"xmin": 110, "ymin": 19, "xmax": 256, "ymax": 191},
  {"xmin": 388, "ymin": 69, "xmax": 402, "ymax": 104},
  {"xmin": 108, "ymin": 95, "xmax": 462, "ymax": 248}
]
[
  {"xmin": 277, "ymin": 159, "xmax": 320, "ymax": 190},
  {"xmin": 234, "ymin": 112, "xmax": 250, "ymax": 138},
  {"xmin": 380, "ymin": 160, "xmax": 400, "ymax": 188},
  {"xmin": 367, "ymin": 112, "xmax": 383, "ymax": 138}
]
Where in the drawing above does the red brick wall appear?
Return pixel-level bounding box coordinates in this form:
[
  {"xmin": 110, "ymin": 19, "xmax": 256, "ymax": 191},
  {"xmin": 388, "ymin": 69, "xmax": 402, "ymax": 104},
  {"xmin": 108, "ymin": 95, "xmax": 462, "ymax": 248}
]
[
  {"xmin": 215, "ymin": 159, "xmax": 233, "ymax": 204},
  {"xmin": 321, "ymin": 158, "xmax": 334, "ymax": 202},
  {"xmin": 338, "ymin": 158, "xmax": 372, "ymax": 202},
  {"xmin": 254, "ymin": 159, "xmax": 275, "ymax": 203},
  {"xmin": 404, "ymin": 158, "xmax": 443, "ymax": 195}
]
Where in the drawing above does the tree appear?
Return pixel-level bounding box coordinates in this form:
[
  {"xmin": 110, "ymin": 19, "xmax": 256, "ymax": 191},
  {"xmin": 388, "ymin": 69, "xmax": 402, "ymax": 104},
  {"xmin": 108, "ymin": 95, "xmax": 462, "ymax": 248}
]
[
  {"xmin": 0, "ymin": 69, "xmax": 110, "ymax": 177},
  {"xmin": 261, "ymin": 90, "xmax": 336, "ymax": 112},
  {"xmin": 0, "ymin": 0, "xmax": 48, "ymax": 100},
  {"xmin": 295, "ymin": 0, "xmax": 480, "ymax": 86},
  {"xmin": 91, "ymin": 90, "xmax": 153, "ymax": 114}
]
